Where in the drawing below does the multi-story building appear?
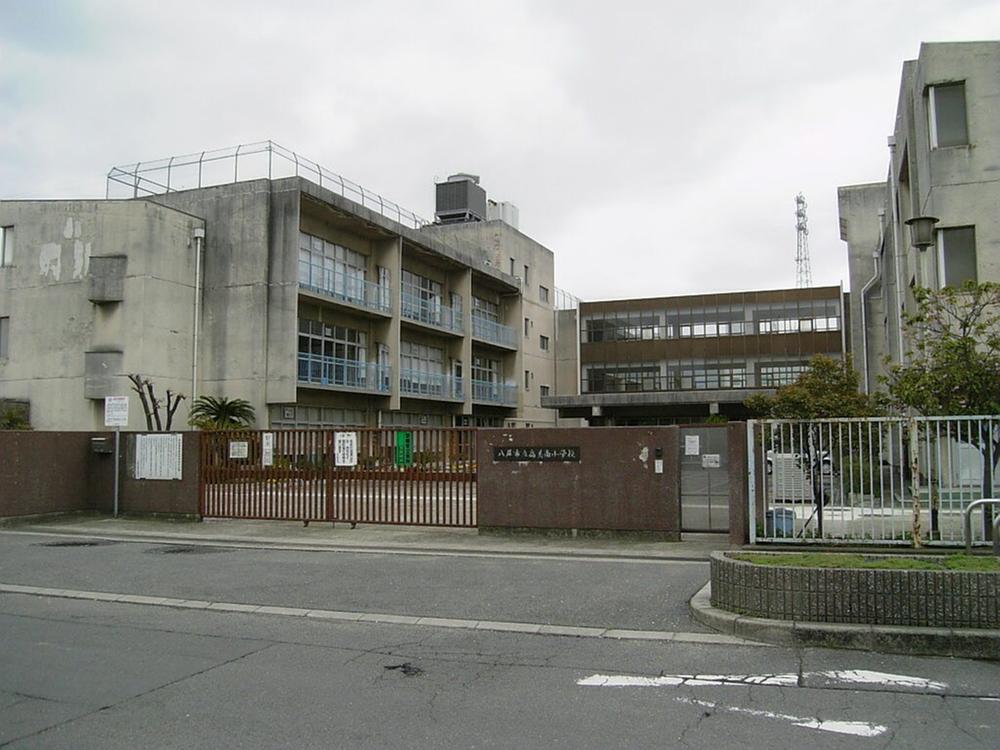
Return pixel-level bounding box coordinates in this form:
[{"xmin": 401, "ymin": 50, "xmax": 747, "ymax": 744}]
[
  {"xmin": 0, "ymin": 143, "xmax": 557, "ymax": 431},
  {"xmin": 840, "ymin": 41, "xmax": 1000, "ymax": 389},
  {"xmin": 544, "ymin": 286, "xmax": 848, "ymax": 425}
]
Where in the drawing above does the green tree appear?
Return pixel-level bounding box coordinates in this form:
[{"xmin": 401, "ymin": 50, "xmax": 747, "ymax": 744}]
[
  {"xmin": 883, "ymin": 282, "xmax": 1000, "ymax": 537},
  {"xmin": 188, "ymin": 396, "xmax": 256, "ymax": 430},
  {"xmin": 745, "ymin": 354, "xmax": 877, "ymax": 419}
]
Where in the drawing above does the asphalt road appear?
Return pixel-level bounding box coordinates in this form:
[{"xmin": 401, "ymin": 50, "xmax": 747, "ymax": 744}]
[
  {"xmin": 0, "ymin": 533, "xmax": 710, "ymax": 632},
  {"xmin": 2, "ymin": 532, "xmax": 998, "ymax": 749}
]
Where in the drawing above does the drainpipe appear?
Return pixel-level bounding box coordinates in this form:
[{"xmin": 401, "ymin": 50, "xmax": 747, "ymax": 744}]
[
  {"xmin": 860, "ymin": 251, "xmax": 880, "ymax": 393},
  {"xmin": 887, "ymin": 137, "xmax": 906, "ymax": 365},
  {"xmin": 191, "ymin": 228, "xmax": 205, "ymax": 404}
]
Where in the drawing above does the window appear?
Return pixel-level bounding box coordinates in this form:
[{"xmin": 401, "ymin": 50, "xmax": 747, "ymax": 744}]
[
  {"xmin": 401, "ymin": 269, "xmax": 444, "ymax": 326},
  {"xmin": 297, "ymin": 319, "xmax": 370, "ymax": 387},
  {"xmin": 939, "ymin": 226, "xmax": 977, "ymax": 287},
  {"xmin": 928, "ymin": 82, "xmax": 968, "ymax": 148},
  {"xmin": 523, "ymin": 265, "xmax": 529, "ymax": 286},
  {"xmin": 539, "ymin": 285, "xmax": 549, "ymax": 303},
  {"xmin": 298, "ymin": 232, "xmax": 367, "ymax": 303},
  {"xmin": 539, "ymin": 335, "xmax": 549, "ymax": 351},
  {"xmin": 524, "ymin": 370, "xmax": 530, "ymax": 390},
  {"xmin": 0, "ymin": 226, "xmax": 12, "ymax": 266},
  {"xmin": 0, "ymin": 317, "xmax": 8, "ymax": 359},
  {"xmin": 524, "ymin": 317, "xmax": 530, "ymax": 337},
  {"xmin": 540, "ymin": 385, "xmax": 550, "ymax": 397}
]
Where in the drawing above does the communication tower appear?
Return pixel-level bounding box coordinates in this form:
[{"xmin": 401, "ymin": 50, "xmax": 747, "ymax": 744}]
[{"xmin": 795, "ymin": 193, "xmax": 812, "ymax": 288}]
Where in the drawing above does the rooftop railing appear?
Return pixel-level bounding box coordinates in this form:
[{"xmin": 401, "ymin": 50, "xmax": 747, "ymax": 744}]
[{"xmin": 107, "ymin": 140, "xmax": 431, "ymax": 230}]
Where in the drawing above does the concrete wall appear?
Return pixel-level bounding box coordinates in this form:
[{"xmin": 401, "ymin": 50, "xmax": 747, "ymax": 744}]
[
  {"xmin": 842, "ymin": 41, "xmax": 1000, "ymax": 379},
  {"xmin": 0, "ymin": 201, "xmax": 205, "ymax": 431},
  {"xmin": 0, "ymin": 431, "xmax": 200, "ymax": 519},
  {"xmin": 150, "ymin": 180, "xmax": 299, "ymax": 419},
  {"xmin": 477, "ymin": 427, "xmax": 680, "ymax": 537},
  {"xmin": 837, "ymin": 182, "xmax": 886, "ymax": 391},
  {"xmin": 424, "ymin": 221, "xmax": 558, "ymax": 427}
]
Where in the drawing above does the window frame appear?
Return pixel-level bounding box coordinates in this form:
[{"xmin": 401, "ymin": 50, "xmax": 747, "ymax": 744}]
[{"xmin": 928, "ymin": 81, "xmax": 969, "ymax": 149}]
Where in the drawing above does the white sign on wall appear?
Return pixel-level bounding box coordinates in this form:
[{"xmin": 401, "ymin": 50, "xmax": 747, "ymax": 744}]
[
  {"xmin": 335, "ymin": 432, "xmax": 358, "ymax": 467},
  {"xmin": 104, "ymin": 396, "xmax": 129, "ymax": 428},
  {"xmin": 229, "ymin": 441, "xmax": 249, "ymax": 459},
  {"xmin": 261, "ymin": 432, "xmax": 275, "ymax": 467},
  {"xmin": 134, "ymin": 433, "xmax": 183, "ymax": 480},
  {"xmin": 701, "ymin": 453, "xmax": 721, "ymax": 469},
  {"xmin": 684, "ymin": 435, "xmax": 700, "ymax": 456}
]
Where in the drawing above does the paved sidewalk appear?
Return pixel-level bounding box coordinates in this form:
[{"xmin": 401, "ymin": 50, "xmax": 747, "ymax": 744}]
[{"xmin": 1, "ymin": 515, "xmax": 730, "ymax": 561}]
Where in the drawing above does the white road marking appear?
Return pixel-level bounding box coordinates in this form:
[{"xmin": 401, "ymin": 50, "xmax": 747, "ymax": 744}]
[
  {"xmin": 816, "ymin": 670, "xmax": 947, "ymax": 691},
  {"xmin": 578, "ymin": 669, "xmax": 948, "ymax": 692},
  {"xmin": 578, "ymin": 673, "xmax": 797, "ymax": 688},
  {"xmin": 676, "ymin": 696, "xmax": 887, "ymax": 738}
]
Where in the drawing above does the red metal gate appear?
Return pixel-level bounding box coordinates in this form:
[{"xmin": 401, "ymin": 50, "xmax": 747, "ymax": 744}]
[{"xmin": 199, "ymin": 428, "xmax": 477, "ymax": 527}]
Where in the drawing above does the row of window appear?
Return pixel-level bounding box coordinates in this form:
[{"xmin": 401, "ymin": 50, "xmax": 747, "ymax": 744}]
[
  {"xmin": 581, "ymin": 360, "xmax": 813, "ymax": 393},
  {"xmin": 583, "ymin": 316, "xmax": 841, "ymax": 342}
]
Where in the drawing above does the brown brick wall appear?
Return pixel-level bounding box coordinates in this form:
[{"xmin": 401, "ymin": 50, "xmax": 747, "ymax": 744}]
[
  {"xmin": 477, "ymin": 427, "xmax": 680, "ymax": 537},
  {"xmin": 0, "ymin": 432, "xmax": 201, "ymax": 519}
]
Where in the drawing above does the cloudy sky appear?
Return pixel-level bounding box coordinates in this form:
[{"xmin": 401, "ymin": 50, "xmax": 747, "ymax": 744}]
[{"xmin": 2, "ymin": 1, "xmax": 998, "ymax": 301}]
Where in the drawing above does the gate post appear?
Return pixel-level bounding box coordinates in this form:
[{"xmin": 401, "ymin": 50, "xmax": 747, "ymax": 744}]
[{"xmin": 325, "ymin": 429, "xmax": 335, "ymax": 525}]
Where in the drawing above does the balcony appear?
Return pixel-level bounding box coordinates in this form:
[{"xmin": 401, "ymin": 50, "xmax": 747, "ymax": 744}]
[
  {"xmin": 472, "ymin": 315, "xmax": 518, "ymax": 349},
  {"xmin": 472, "ymin": 380, "xmax": 518, "ymax": 406},
  {"xmin": 401, "ymin": 287, "xmax": 463, "ymax": 335},
  {"xmin": 400, "ymin": 370, "xmax": 464, "ymax": 401},
  {"xmin": 298, "ymin": 266, "xmax": 391, "ymax": 315},
  {"xmin": 298, "ymin": 353, "xmax": 391, "ymax": 393}
]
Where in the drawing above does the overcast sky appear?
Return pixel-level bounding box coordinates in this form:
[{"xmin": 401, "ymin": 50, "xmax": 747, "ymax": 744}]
[{"xmin": 2, "ymin": 1, "xmax": 998, "ymax": 301}]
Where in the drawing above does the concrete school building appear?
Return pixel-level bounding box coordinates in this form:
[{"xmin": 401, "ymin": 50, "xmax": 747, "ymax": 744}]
[
  {"xmin": 544, "ymin": 286, "xmax": 848, "ymax": 425},
  {"xmin": 0, "ymin": 143, "xmax": 561, "ymax": 431},
  {"xmin": 839, "ymin": 41, "xmax": 1000, "ymax": 391}
]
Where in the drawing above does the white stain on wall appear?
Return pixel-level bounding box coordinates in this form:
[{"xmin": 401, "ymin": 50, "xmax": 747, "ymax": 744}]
[
  {"xmin": 39, "ymin": 243, "xmax": 62, "ymax": 281},
  {"xmin": 72, "ymin": 240, "xmax": 90, "ymax": 279}
]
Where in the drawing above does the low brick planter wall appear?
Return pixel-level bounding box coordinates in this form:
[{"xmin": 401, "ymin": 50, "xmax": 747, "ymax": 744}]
[{"xmin": 710, "ymin": 551, "xmax": 1000, "ymax": 629}]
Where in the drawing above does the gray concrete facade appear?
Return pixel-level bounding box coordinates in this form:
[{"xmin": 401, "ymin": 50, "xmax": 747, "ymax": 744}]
[
  {"xmin": 840, "ymin": 41, "xmax": 1000, "ymax": 379},
  {"xmin": 0, "ymin": 171, "xmax": 559, "ymax": 431}
]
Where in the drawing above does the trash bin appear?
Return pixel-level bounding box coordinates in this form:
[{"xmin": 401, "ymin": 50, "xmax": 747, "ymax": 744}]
[{"xmin": 765, "ymin": 508, "xmax": 796, "ymax": 538}]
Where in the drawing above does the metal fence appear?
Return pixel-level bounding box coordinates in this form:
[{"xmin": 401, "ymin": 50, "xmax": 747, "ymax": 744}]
[
  {"xmin": 200, "ymin": 428, "xmax": 477, "ymax": 527},
  {"xmin": 749, "ymin": 416, "xmax": 1000, "ymax": 546},
  {"xmin": 106, "ymin": 140, "xmax": 431, "ymax": 230}
]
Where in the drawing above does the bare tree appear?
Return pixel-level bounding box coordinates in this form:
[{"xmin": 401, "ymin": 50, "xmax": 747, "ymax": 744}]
[{"xmin": 126, "ymin": 374, "xmax": 186, "ymax": 431}]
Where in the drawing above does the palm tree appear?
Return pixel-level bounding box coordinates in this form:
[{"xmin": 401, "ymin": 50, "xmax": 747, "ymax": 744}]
[{"xmin": 187, "ymin": 396, "xmax": 256, "ymax": 430}]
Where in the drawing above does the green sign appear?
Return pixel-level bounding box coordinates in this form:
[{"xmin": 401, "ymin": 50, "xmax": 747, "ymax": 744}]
[{"xmin": 395, "ymin": 431, "xmax": 414, "ymax": 467}]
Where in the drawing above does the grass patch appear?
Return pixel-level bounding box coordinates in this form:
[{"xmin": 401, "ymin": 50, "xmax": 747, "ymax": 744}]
[{"xmin": 731, "ymin": 552, "xmax": 1000, "ymax": 572}]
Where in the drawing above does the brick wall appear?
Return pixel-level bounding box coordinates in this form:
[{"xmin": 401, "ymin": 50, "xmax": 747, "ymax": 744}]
[{"xmin": 711, "ymin": 551, "xmax": 1000, "ymax": 629}]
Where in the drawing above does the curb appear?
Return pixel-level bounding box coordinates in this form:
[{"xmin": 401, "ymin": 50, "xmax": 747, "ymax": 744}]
[
  {"xmin": 0, "ymin": 526, "xmax": 714, "ymax": 563},
  {"xmin": 689, "ymin": 582, "xmax": 1000, "ymax": 661}
]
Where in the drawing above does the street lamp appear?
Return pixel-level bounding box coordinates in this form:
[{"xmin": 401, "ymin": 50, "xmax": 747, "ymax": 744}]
[{"xmin": 905, "ymin": 215, "xmax": 939, "ymax": 250}]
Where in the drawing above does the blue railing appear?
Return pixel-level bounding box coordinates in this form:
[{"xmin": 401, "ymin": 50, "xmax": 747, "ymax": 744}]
[
  {"xmin": 298, "ymin": 353, "xmax": 391, "ymax": 392},
  {"xmin": 472, "ymin": 380, "xmax": 518, "ymax": 406},
  {"xmin": 472, "ymin": 315, "xmax": 517, "ymax": 348},
  {"xmin": 400, "ymin": 370, "xmax": 464, "ymax": 400},
  {"xmin": 401, "ymin": 287, "xmax": 463, "ymax": 333},
  {"xmin": 299, "ymin": 265, "xmax": 390, "ymax": 313}
]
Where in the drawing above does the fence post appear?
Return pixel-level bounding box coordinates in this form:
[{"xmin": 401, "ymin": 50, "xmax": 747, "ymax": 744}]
[
  {"xmin": 747, "ymin": 420, "xmax": 757, "ymax": 544},
  {"xmin": 909, "ymin": 417, "xmax": 922, "ymax": 548}
]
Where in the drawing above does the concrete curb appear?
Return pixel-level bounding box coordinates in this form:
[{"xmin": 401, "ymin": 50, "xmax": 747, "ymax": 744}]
[
  {"xmin": 1, "ymin": 526, "xmax": 715, "ymax": 563},
  {"xmin": 689, "ymin": 582, "xmax": 1000, "ymax": 660},
  {"xmin": 0, "ymin": 582, "xmax": 767, "ymax": 647}
]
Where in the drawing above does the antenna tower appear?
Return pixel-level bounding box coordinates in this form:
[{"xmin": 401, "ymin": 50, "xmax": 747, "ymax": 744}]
[{"xmin": 795, "ymin": 192, "xmax": 812, "ymax": 288}]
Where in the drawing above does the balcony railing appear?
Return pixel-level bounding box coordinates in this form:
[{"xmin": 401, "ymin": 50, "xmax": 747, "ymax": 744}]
[
  {"xmin": 472, "ymin": 315, "xmax": 518, "ymax": 348},
  {"xmin": 472, "ymin": 380, "xmax": 518, "ymax": 406},
  {"xmin": 401, "ymin": 288, "xmax": 463, "ymax": 334},
  {"xmin": 299, "ymin": 266, "xmax": 390, "ymax": 314},
  {"xmin": 298, "ymin": 353, "xmax": 391, "ymax": 392},
  {"xmin": 400, "ymin": 370, "xmax": 464, "ymax": 400}
]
